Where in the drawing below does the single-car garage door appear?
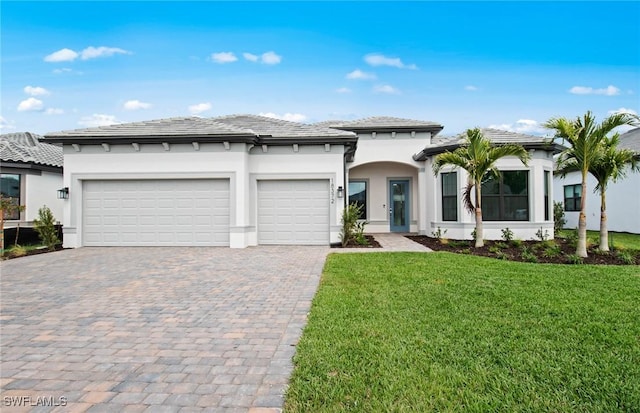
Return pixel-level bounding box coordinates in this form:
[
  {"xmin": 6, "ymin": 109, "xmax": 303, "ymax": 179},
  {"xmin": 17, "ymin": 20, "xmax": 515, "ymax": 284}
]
[
  {"xmin": 258, "ymin": 180, "xmax": 329, "ymax": 245},
  {"xmin": 83, "ymin": 179, "xmax": 229, "ymax": 246}
]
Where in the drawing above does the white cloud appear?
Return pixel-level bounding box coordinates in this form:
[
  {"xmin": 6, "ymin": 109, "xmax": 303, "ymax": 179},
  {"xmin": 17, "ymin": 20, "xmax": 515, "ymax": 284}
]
[
  {"xmin": 123, "ymin": 100, "xmax": 152, "ymax": 110},
  {"xmin": 465, "ymin": 85, "xmax": 478, "ymax": 91},
  {"xmin": 53, "ymin": 67, "xmax": 81, "ymax": 75},
  {"xmin": 24, "ymin": 86, "xmax": 50, "ymax": 96},
  {"xmin": 81, "ymin": 46, "xmax": 131, "ymax": 60},
  {"xmin": 259, "ymin": 112, "xmax": 307, "ymax": 122},
  {"xmin": 45, "ymin": 108, "xmax": 64, "ymax": 115},
  {"xmin": 364, "ymin": 53, "xmax": 417, "ymax": 70},
  {"xmin": 373, "ymin": 84, "xmax": 400, "ymax": 94},
  {"xmin": 188, "ymin": 102, "xmax": 212, "ymax": 114},
  {"xmin": 0, "ymin": 116, "xmax": 16, "ymax": 130},
  {"xmin": 346, "ymin": 69, "xmax": 376, "ymax": 80},
  {"xmin": 569, "ymin": 85, "xmax": 620, "ymax": 96},
  {"xmin": 211, "ymin": 52, "xmax": 238, "ymax": 64},
  {"xmin": 335, "ymin": 87, "xmax": 352, "ymax": 94},
  {"xmin": 44, "ymin": 48, "xmax": 79, "ymax": 62},
  {"xmin": 243, "ymin": 52, "xmax": 259, "ymax": 62},
  {"xmin": 261, "ymin": 51, "xmax": 282, "ymax": 65},
  {"xmin": 78, "ymin": 114, "xmax": 120, "ymax": 127},
  {"xmin": 608, "ymin": 107, "xmax": 638, "ymax": 116},
  {"xmin": 488, "ymin": 119, "xmax": 547, "ymax": 135},
  {"xmin": 17, "ymin": 97, "xmax": 44, "ymax": 112}
]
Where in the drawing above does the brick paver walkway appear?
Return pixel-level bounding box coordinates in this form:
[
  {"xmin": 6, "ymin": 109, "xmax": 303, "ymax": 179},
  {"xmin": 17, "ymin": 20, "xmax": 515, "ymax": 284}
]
[
  {"xmin": 0, "ymin": 234, "xmax": 428, "ymax": 412},
  {"xmin": 0, "ymin": 246, "xmax": 328, "ymax": 412}
]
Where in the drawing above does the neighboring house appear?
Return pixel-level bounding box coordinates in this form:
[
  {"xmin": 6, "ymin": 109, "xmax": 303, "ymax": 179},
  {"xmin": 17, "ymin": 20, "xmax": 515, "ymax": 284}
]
[
  {"xmin": 0, "ymin": 132, "xmax": 64, "ymax": 227},
  {"xmin": 44, "ymin": 115, "xmax": 559, "ymax": 248},
  {"xmin": 553, "ymin": 127, "xmax": 640, "ymax": 234}
]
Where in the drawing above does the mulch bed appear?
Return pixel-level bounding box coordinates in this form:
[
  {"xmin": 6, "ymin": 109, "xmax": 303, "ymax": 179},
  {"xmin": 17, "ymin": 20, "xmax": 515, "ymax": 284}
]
[
  {"xmin": 406, "ymin": 236, "xmax": 639, "ymax": 265},
  {"xmin": 331, "ymin": 235, "xmax": 382, "ymax": 249},
  {"xmin": 1, "ymin": 244, "xmax": 65, "ymax": 260}
]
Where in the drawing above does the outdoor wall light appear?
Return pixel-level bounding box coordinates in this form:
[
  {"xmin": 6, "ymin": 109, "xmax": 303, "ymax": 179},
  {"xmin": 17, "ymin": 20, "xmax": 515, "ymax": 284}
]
[
  {"xmin": 57, "ymin": 187, "xmax": 69, "ymax": 199},
  {"xmin": 337, "ymin": 186, "xmax": 344, "ymax": 198}
]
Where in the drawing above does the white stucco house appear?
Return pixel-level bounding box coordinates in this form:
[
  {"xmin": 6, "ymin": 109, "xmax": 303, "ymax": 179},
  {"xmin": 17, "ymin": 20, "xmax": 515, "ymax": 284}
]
[
  {"xmin": 44, "ymin": 115, "xmax": 560, "ymax": 248},
  {"xmin": 553, "ymin": 127, "xmax": 640, "ymax": 234},
  {"xmin": 1, "ymin": 132, "xmax": 64, "ymax": 227}
]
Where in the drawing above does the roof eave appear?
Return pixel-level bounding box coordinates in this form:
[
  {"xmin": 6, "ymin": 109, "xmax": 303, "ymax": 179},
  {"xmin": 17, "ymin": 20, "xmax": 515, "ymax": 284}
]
[
  {"xmin": 42, "ymin": 133, "xmax": 259, "ymax": 145},
  {"xmin": 338, "ymin": 125, "xmax": 444, "ymax": 134},
  {"xmin": 413, "ymin": 141, "xmax": 564, "ymax": 161}
]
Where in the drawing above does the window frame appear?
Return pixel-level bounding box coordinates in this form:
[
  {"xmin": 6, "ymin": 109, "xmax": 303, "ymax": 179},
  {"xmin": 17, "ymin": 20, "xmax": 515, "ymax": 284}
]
[
  {"xmin": 441, "ymin": 172, "xmax": 458, "ymax": 221},
  {"xmin": 481, "ymin": 170, "xmax": 530, "ymax": 221},
  {"xmin": 563, "ymin": 184, "xmax": 581, "ymax": 212},
  {"xmin": 544, "ymin": 170, "xmax": 551, "ymax": 221},
  {"xmin": 348, "ymin": 180, "xmax": 368, "ymax": 220}
]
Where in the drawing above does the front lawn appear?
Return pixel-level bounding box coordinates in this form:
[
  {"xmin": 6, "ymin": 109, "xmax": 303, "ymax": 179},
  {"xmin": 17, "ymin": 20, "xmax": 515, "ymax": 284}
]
[{"xmin": 285, "ymin": 252, "xmax": 640, "ymax": 412}]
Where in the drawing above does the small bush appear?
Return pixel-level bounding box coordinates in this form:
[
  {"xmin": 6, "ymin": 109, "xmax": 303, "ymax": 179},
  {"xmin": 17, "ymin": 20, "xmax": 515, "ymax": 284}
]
[
  {"xmin": 33, "ymin": 205, "xmax": 60, "ymax": 251},
  {"xmin": 511, "ymin": 239, "xmax": 523, "ymax": 248},
  {"xmin": 553, "ymin": 201, "xmax": 566, "ymax": 232},
  {"xmin": 521, "ymin": 246, "xmax": 538, "ymax": 263},
  {"xmin": 501, "ymin": 228, "xmax": 514, "ymax": 242},
  {"xmin": 565, "ymin": 230, "xmax": 579, "ymax": 249},
  {"xmin": 431, "ymin": 226, "xmax": 448, "ymax": 241},
  {"xmin": 494, "ymin": 251, "xmax": 509, "ymax": 260},
  {"xmin": 542, "ymin": 243, "xmax": 561, "ymax": 258},
  {"xmin": 449, "ymin": 240, "xmax": 470, "ymax": 248},
  {"xmin": 535, "ymin": 228, "xmax": 550, "ymax": 241},
  {"xmin": 566, "ymin": 254, "xmax": 584, "ymax": 265},
  {"xmin": 7, "ymin": 245, "xmax": 27, "ymax": 258},
  {"xmin": 616, "ymin": 250, "xmax": 636, "ymax": 265},
  {"xmin": 494, "ymin": 242, "xmax": 509, "ymax": 249},
  {"xmin": 488, "ymin": 246, "xmax": 501, "ymax": 254}
]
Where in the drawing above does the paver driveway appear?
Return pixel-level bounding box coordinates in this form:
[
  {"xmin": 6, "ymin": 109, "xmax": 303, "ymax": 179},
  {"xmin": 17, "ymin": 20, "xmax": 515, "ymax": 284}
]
[{"xmin": 0, "ymin": 246, "xmax": 329, "ymax": 412}]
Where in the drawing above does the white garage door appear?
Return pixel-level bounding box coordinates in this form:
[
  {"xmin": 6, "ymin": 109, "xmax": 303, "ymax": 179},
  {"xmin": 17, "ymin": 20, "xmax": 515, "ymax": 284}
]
[
  {"xmin": 258, "ymin": 180, "xmax": 329, "ymax": 245},
  {"xmin": 83, "ymin": 179, "xmax": 229, "ymax": 246}
]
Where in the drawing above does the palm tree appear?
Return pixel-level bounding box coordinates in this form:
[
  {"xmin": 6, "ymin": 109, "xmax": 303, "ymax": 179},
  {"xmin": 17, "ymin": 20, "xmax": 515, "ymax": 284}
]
[
  {"xmin": 433, "ymin": 128, "xmax": 530, "ymax": 248},
  {"xmin": 545, "ymin": 111, "xmax": 639, "ymax": 257},
  {"xmin": 588, "ymin": 134, "xmax": 639, "ymax": 251}
]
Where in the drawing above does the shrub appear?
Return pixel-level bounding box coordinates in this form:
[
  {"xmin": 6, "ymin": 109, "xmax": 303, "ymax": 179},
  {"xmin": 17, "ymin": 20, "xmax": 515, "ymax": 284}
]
[
  {"xmin": 553, "ymin": 201, "xmax": 566, "ymax": 232},
  {"xmin": 520, "ymin": 246, "xmax": 538, "ymax": 263},
  {"xmin": 511, "ymin": 239, "xmax": 523, "ymax": 248},
  {"xmin": 488, "ymin": 246, "xmax": 501, "ymax": 254},
  {"xmin": 431, "ymin": 227, "xmax": 448, "ymax": 241},
  {"xmin": 565, "ymin": 229, "xmax": 579, "ymax": 249},
  {"xmin": 566, "ymin": 254, "xmax": 584, "ymax": 265},
  {"xmin": 542, "ymin": 243, "xmax": 561, "ymax": 258},
  {"xmin": 501, "ymin": 228, "xmax": 514, "ymax": 242},
  {"xmin": 8, "ymin": 245, "xmax": 27, "ymax": 258},
  {"xmin": 494, "ymin": 242, "xmax": 509, "ymax": 249},
  {"xmin": 33, "ymin": 205, "xmax": 60, "ymax": 251},
  {"xmin": 340, "ymin": 203, "xmax": 367, "ymax": 247},
  {"xmin": 535, "ymin": 228, "xmax": 550, "ymax": 241},
  {"xmin": 616, "ymin": 250, "xmax": 636, "ymax": 265},
  {"xmin": 494, "ymin": 251, "xmax": 509, "ymax": 260}
]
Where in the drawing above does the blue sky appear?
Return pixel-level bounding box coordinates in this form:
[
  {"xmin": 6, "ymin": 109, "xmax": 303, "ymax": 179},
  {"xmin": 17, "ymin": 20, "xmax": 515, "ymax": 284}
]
[{"xmin": 1, "ymin": 1, "xmax": 639, "ymax": 136}]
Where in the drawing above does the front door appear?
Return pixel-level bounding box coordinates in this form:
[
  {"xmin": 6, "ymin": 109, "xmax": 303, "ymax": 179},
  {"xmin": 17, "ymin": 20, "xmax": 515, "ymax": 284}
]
[{"xmin": 389, "ymin": 180, "xmax": 410, "ymax": 232}]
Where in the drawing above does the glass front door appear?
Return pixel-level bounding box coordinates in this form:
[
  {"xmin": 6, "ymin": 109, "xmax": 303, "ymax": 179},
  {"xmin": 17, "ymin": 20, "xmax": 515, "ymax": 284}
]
[{"xmin": 389, "ymin": 180, "xmax": 410, "ymax": 232}]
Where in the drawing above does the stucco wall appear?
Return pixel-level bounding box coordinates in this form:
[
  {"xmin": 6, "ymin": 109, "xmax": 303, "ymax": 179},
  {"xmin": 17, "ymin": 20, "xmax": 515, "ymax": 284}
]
[
  {"xmin": 554, "ymin": 170, "xmax": 640, "ymax": 234},
  {"xmin": 61, "ymin": 142, "xmax": 347, "ymax": 248},
  {"xmin": 24, "ymin": 171, "xmax": 64, "ymax": 223}
]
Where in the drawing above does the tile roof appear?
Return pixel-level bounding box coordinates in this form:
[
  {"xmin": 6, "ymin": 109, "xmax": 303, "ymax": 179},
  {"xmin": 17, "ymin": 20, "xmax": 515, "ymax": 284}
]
[
  {"xmin": 413, "ymin": 128, "xmax": 561, "ymax": 160},
  {"xmin": 44, "ymin": 115, "xmax": 356, "ymax": 144},
  {"xmin": 326, "ymin": 116, "xmax": 444, "ymax": 132},
  {"xmin": 619, "ymin": 127, "xmax": 640, "ymax": 153},
  {"xmin": 45, "ymin": 116, "xmax": 255, "ymax": 138},
  {"xmin": 213, "ymin": 114, "xmax": 355, "ymax": 138},
  {"xmin": 1, "ymin": 132, "xmax": 63, "ymax": 168}
]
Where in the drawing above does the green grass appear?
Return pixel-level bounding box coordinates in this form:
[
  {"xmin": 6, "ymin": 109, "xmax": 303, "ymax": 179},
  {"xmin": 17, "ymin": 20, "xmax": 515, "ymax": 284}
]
[
  {"xmin": 557, "ymin": 230, "xmax": 640, "ymax": 251},
  {"xmin": 285, "ymin": 252, "xmax": 640, "ymax": 412}
]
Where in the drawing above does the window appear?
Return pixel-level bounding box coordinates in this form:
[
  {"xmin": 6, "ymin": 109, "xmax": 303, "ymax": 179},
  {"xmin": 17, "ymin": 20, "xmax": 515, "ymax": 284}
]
[
  {"xmin": 0, "ymin": 174, "xmax": 21, "ymax": 220},
  {"xmin": 564, "ymin": 184, "xmax": 581, "ymax": 212},
  {"xmin": 481, "ymin": 170, "xmax": 529, "ymax": 221},
  {"xmin": 348, "ymin": 181, "xmax": 367, "ymax": 219},
  {"xmin": 441, "ymin": 172, "xmax": 457, "ymax": 221},
  {"xmin": 544, "ymin": 171, "xmax": 550, "ymax": 221}
]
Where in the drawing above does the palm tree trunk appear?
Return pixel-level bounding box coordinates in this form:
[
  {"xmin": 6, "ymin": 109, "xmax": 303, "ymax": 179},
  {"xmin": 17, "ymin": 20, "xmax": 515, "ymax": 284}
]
[
  {"xmin": 599, "ymin": 190, "xmax": 609, "ymax": 251},
  {"xmin": 474, "ymin": 180, "xmax": 484, "ymax": 248},
  {"xmin": 576, "ymin": 172, "xmax": 588, "ymax": 257}
]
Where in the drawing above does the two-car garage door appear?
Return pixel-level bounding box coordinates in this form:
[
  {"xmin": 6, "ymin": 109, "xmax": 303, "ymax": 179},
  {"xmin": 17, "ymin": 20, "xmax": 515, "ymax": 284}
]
[
  {"xmin": 83, "ymin": 179, "xmax": 230, "ymax": 246},
  {"xmin": 82, "ymin": 178, "xmax": 329, "ymax": 246}
]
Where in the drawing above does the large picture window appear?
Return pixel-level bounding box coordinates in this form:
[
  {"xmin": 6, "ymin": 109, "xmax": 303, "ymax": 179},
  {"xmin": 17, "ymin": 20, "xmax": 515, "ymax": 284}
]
[
  {"xmin": 481, "ymin": 171, "xmax": 529, "ymax": 221},
  {"xmin": 0, "ymin": 174, "xmax": 21, "ymax": 220},
  {"xmin": 564, "ymin": 184, "xmax": 581, "ymax": 212},
  {"xmin": 441, "ymin": 172, "xmax": 457, "ymax": 221},
  {"xmin": 348, "ymin": 180, "xmax": 367, "ymax": 220}
]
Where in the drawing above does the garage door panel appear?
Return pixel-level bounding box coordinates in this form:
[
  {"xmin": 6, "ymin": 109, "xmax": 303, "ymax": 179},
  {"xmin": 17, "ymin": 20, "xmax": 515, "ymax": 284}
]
[
  {"xmin": 83, "ymin": 179, "xmax": 229, "ymax": 246},
  {"xmin": 258, "ymin": 180, "xmax": 329, "ymax": 245}
]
